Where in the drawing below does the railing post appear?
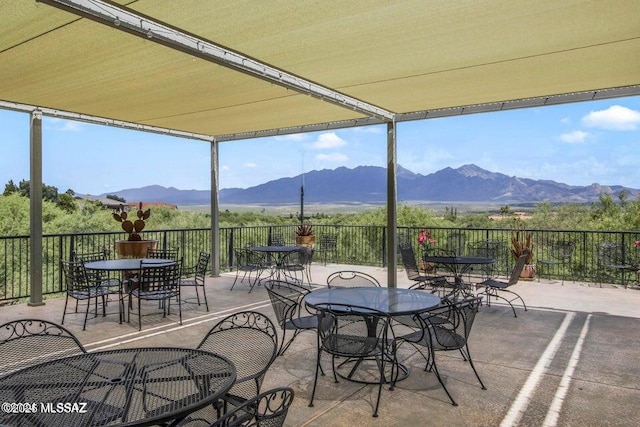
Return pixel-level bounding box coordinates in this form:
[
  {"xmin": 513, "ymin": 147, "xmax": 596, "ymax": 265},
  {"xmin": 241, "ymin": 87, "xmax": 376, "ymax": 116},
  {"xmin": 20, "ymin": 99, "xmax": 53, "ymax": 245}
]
[
  {"xmin": 381, "ymin": 227, "xmax": 387, "ymax": 267},
  {"xmin": 228, "ymin": 228, "xmax": 235, "ymax": 268}
]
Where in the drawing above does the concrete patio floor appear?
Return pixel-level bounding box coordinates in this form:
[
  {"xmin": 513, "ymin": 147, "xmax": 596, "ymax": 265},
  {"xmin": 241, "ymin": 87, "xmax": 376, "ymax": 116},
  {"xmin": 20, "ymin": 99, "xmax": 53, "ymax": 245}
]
[{"xmin": 1, "ymin": 263, "xmax": 639, "ymax": 426}]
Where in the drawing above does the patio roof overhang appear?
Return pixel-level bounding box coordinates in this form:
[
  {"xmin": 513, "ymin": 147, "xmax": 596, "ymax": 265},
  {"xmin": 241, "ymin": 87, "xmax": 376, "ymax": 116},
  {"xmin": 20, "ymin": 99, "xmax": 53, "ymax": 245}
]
[
  {"xmin": 2, "ymin": 0, "xmax": 639, "ymax": 139},
  {"xmin": 2, "ymin": 0, "xmax": 640, "ymax": 296}
]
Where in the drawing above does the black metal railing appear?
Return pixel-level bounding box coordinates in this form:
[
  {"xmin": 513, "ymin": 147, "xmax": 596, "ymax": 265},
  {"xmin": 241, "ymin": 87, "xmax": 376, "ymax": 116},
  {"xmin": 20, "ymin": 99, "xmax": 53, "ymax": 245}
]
[{"xmin": 1, "ymin": 225, "xmax": 639, "ymax": 302}]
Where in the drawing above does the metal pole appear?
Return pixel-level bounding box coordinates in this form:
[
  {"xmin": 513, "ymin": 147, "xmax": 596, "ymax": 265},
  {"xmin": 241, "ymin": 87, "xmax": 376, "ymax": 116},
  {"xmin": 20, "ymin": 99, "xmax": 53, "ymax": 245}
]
[
  {"xmin": 300, "ymin": 185, "xmax": 304, "ymax": 225},
  {"xmin": 211, "ymin": 139, "xmax": 220, "ymax": 276},
  {"xmin": 386, "ymin": 121, "xmax": 398, "ymax": 288},
  {"xmin": 29, "ymin": 110, "xmax": 44, "ymax": 306},
  {"xmin": 300, "ymin": 152, "xmax": 305, "ymax": 224}
]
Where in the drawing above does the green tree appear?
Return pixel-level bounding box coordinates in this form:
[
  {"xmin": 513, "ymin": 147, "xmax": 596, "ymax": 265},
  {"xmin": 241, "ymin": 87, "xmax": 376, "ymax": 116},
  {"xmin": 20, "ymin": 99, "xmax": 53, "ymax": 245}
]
[
  {"xmin": 499, "ymin": 205, "xmax": 512, "ymax": 217},
  {"xmin": 3, "ymin": 180, "xmax": 18, "ymax": 196},
  {"xmin": 0, "ymin": 193, "xmax": 30, "ymax": 235},
  {"xmin": 14, "ymin": 180, "xmax": 60, "ymax": 203},
  {"xmin": 618, "ymin": 189, "xmax": 628, "ymax": 206},
  {"xmin": 57, "ymin": 193, "xmax": 78, "ymax": 213}
]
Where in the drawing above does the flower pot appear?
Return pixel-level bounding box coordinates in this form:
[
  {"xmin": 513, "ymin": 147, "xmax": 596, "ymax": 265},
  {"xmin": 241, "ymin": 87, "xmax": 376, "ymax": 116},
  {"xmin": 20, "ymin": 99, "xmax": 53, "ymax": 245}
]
[
  {"xmin": 295, "ymin": 235, "xmax": 315, "ymax": 248},
  {"xmin": 114, "ymin": 240, "xmax": 158, "ymax": 259},
  {"xmin": 520, "ymin": 264, "xmax": 536, "ymax": 281}
]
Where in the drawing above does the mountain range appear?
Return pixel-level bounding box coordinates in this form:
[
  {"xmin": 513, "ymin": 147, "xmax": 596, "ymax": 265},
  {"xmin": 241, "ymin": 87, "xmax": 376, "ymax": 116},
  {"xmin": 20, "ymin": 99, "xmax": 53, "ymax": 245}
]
[{"xmin": 95, "ymin": 164, "xmax": 639, "ymax": 205}]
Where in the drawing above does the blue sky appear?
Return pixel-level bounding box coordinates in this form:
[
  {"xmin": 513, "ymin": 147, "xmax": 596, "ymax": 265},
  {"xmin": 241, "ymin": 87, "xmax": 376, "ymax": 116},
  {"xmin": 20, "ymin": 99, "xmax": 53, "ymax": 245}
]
[{"xmin": 1, "ymin": 96, "xmax": 639, "ymax": 195}]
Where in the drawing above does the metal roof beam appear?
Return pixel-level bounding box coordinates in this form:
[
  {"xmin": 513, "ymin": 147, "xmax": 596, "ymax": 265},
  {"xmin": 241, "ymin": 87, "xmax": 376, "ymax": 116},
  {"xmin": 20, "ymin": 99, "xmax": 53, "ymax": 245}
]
[
  {"xmin": 395, "ymin": 86, "xmax": 640, "ymax": 122},
  {"xmin": 37, "ymin": 0, "xmax": 396, "ymax": 122},
  {"xmin": 214, "ymin": 85, "xmax": 640, "ymax": 141},
  {"xmin": 0, "ymin": 100, "xmax": 215, "ymax": 142}
]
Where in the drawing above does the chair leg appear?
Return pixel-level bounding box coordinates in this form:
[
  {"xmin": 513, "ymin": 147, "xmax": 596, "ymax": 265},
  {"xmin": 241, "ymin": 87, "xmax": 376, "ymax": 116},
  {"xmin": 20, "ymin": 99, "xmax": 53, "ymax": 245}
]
[
  {"xmin": 200, "ymin": 285, "xmax": 209, "ymax": 311},
  {"xmin": 480, "ymin": 287, "xmax": 525, "ymax": 318},
  {"xmin": 463, "ymin": 344, "xmax": 486, "ymax": 390},
  {"xmin": 118, "ymin": 291, "xmax": 124, "ymax": 324},
  {"xmin": 61, "ymin": 295, "xmax": 70, "ymax": 325},
  {"xmin": 193, "ymin": 285, "xmax": 201, "ymax": 306},
  {"xmin": 371, "ymin": 355, "xmax": 385, "ymax": 417},
  {"xmin": 177, "ymin": 291, "xmax": 182, "ymax": 325},
  {"xmin": 83, "ymin": 297, "xmax": 91, "ymax": 331},
  {"xmin": 309, "ymin": 341, "xmax": 323, "ymax": 408},
  {"xmin": 429, "ymin": 350, "xmax": 457, "ymax": 406},
  {"xmin": 230, "ymin": 270, "xmax": 241, "ymax": 290},
  {"xmin": 278, "ymin": 328, "xmax": 301, "ymax": 356}
]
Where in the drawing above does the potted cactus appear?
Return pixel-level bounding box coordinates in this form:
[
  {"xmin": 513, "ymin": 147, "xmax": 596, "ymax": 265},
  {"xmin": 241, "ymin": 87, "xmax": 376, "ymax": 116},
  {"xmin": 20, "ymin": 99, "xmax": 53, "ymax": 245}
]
[
  {"xmin": 113, "ymin": 203, "xmax": 158, "ymax": 258},
  {"xmin": 295, "ymin": 223, "xmax": 315, "ymax": 247},
  {"xmin": 511, "ymin": 223, "xmax": 535, "ymax": 279}
]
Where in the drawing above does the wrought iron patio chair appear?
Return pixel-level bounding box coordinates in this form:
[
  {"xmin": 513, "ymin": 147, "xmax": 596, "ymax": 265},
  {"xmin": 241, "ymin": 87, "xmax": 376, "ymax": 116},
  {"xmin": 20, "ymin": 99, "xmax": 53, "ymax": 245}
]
[
  {"xmin": 466, "ymin": 240, "xmax": 501, "ymax": 280},
  {"xmin": 179, "ymin": 251, "xmax": 210, "ymax": 310},
  {"xmin": 210, "ymin": 386, "xmax": 294, "ymax": 427},
  {"xmin": 269, "ymin": 233, "xmax": 286, "ymax": 246},
  {"xmin": 0, "ymin": 319, "xmax": 86, "ymax": 376},
  {"xmin": 398, "ymin": 243, "xmax": 451, "ymax": 294},
  {"xmin": 445, "ymin": 231, "xmax": 467, "ymax": 257},
  {"xmin": 276, "ymin": 247, "xmax": 314, "ymax": 288},
  {"xmin": 61, "ymin": 259, "xmax": 122, "ymax": 329},
  {"xmin": 477, "ymin": 252, "xmax": 528, "ymax": 317},
  {"xmin": 392, "ymin": 296, "xmax": 485, "ymax": 406},
  {"xmin": 309, "ymin": 303, "xmax": 390, "ymax": 417},
  {"xmin": 326, "ymin": 270, "xmax": 380, "ymax": 288},
  {"xmin": 146, "ymin": 247, "xmax": 180, "ymax": 260},
  {"xmin": 195, "ymin": 311, "xmax": 278, "ymax": 418},
  {"xmin": 597, "ymin": 242, "xmax": 636, "ymax": 288},
  {"xmin": 538, "ymin": 241, "xmax": 574, "ymax": 284},
  {"xmin": 128, "ymin": 259, "xmax": 182, "ymax": 330},
  {"xmin": 231, "ymin": 248, "xmax": 268, "ymax": 292},
  {"xmin": 264, "ymin": 280, "xmax": 318, "ymax": 355},
  {"xmin": 74, "ymin": 248, "xmax": 122, "ymax": 290},
  {"xmin": 316, "ymin": 233, "xmax": 338, "ymax": 265}
]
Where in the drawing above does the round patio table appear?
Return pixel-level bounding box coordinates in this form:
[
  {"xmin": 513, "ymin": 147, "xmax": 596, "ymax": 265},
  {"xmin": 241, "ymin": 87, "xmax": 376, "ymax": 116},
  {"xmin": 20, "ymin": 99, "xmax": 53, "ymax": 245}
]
[
  {"xmin": 422, "ymin": 255, "xmax": 495, "ymax": 295},
  {"xmin": 83, "ymin": 258, "xmax": 176, "ymax": 271},
  {"xmin": 304, "ymin": 287, "xmax": 441, "ymax": 384},
  {"xmin": 0, "ymin": 347, "xmax": 236, "ymax": 427},
  {"xmin": 250, "ymin": 246, "xmax": 305, "ymax": 282},
  {"xmin": 304, "ymin": 287, "xmax": 441, "ymax": 316}
]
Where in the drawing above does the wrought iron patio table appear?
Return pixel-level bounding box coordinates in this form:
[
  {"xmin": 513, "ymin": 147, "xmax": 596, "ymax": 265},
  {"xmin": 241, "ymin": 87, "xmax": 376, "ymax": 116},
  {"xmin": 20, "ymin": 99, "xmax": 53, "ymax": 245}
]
[
  {"xmin": 249, "ymin": 245, "xmax": 304, "ymax": 282},
  {"xmin": 83, "ymin": 258, "xmax": 178, "ymax": 320},
  {"xmin": 84, "ymin": 258, "xmax": 176, "ymax": 272},
  {"xmin": 422, "ymin": 255, "xmax": 495, "ymax": 296},
  {"xmin": 304, "ymin": 287, "xmax": 441, "ymax": 383},
  {"xmin": 84, "ymin": 257, "xmax": 176, "ymax": 290},
  {"xmin": 0, "ymin": 347, "xmax": 236, "ymax": 427}
]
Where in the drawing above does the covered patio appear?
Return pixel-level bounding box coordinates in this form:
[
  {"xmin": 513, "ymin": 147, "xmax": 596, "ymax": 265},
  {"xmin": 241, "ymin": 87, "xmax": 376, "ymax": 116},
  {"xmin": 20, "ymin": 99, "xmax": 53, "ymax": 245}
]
[
  {"xmin": 2, "ymin": 1, "xmax": 639, "ymax": 298},
  {"xmin": 2, "ymin": 2, "xmax": 640, "ymax": 425},
  {"xmin": 2, "ymin": 264, "xmax": 639, "ymax": 426}
]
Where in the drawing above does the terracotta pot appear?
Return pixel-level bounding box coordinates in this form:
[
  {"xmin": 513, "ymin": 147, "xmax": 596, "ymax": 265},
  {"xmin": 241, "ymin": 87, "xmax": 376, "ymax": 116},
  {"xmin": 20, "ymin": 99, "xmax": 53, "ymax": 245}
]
[
  {"xmin": 295, "ymin": 235, "xmax": 315, "ymax": 248},
  {"xmin": 114, "ymin": 240, "xmax": 158, "ymax": 259},
  {"xmin": 520, "ymin": 264, "xmax": 536, "ymax": 280}
]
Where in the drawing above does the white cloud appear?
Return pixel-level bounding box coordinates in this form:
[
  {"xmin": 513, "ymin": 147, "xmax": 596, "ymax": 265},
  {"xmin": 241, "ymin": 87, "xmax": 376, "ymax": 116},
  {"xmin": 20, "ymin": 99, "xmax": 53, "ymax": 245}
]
[
  {"xmin": 352, "ymin": 126, "xmax": 383, "ymax": 134},
  {"xmin": 60, "ymin": 121, "xmax": 83, "ymax": 131},
  {"xmin": 581, "ymin": 105, "xmax": 640, "ymax": 130},
  {"xmin": 274, "ymin": 133, "xmax": 306, "ymax": 141},
  {"xmin": 243, "ymin": 162, "xmax": 257, "ymax": 168},
  {"xmin": 559, "ymin": 130, "xmax": 589, "ymax": 144},
  {"xmin": 315, "ymin": 153, "xmax": 348, "ymax": 162},
  {"xmin": 47, "ymin": 118, "xmax": 83, "ymax": 132},
  {"xmin": 310, "ymin": 132, "xmax": 347, "ymax": 150},
  {"xmin": 220, "ymin": 165, "xmax": 230, "ymax": 172}
]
